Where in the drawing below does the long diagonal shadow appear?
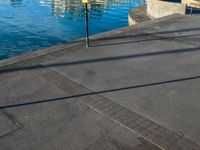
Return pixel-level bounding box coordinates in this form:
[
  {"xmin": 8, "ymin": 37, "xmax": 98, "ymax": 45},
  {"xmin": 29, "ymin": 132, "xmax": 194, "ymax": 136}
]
[
  {"xmin": 91, "ymin": 33, "xmax": 200, "ymax": 47},
  {"xmin": 94, "ymin": 27, "xmax": 200, "ymax": 41},
  {"xmin": 0, "ymin": 75, "xmax": 200, "ymax": 109},
  {"xmin": 0, "ymin": 47, "xmax": 200, "ymax": 74}
]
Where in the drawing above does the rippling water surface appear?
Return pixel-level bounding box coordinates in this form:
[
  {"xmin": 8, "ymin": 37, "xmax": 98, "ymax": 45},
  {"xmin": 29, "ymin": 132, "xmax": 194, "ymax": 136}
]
[{"xmin": 0, "ymin": 0, "xmax": 142, "ymax": 60}]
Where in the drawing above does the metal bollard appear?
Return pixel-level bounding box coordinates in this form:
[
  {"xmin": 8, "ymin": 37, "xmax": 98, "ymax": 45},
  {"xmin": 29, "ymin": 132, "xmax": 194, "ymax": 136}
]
[{"xmin": 82, "ymin": 0, "xmax": 89, "ymax": 47}]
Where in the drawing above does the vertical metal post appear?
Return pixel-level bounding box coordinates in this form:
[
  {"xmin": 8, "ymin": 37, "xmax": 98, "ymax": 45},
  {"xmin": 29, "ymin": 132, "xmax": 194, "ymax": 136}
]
[{"xmin": 85, "ymin": 3, "xmax": 89, "ymax": 47}]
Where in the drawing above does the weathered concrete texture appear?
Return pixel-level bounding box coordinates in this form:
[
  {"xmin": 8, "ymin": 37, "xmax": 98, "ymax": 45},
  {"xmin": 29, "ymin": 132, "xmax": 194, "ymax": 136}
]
[
  {"xmin": 0, "ymin": 14, "xmax": 200, "ymax": 149},
  {"xmin": 42, "ymin": 15, "xmax": 200, "ymax": 145},
  {"xmin": 0, "ymin": 110, "xmax": 21, "ymax": 138},
  {"xmin": 147, "ymin": 0, "xmax": 186, "ymax": 18},
  {"xmin": 128, "ymin": 5, "xmax": 151, "ymax": 26},
  {"xmin": 0, "ymin": 67, "xmax": 159, "ymax": 150}
]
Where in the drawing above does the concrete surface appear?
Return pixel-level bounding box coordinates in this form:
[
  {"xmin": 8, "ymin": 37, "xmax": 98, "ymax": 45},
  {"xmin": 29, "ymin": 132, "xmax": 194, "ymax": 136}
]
[
  {"xmin": 43, "ymin": 15, "xmax": 200, "ymax": 144},
  {"xmin": 128, "ymin": 5, "xmax": 151, "ymax": 26},
  {"xmin": 0, "ymin": 14, "xmax": 200, "ymax": 149},
  {"xmin": 0, "ymin": 67, "xmax": 160, "ymax": 150},
  {"xmin": 147, "ymin": 0, "xmax": 186, "ymax": 18}
]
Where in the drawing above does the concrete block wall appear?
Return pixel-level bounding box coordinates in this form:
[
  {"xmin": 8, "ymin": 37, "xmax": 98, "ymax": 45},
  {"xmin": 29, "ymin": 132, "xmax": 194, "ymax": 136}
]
[{"xmin": 147, "ymin": 0, "xmax": 186, "ymax": 18}]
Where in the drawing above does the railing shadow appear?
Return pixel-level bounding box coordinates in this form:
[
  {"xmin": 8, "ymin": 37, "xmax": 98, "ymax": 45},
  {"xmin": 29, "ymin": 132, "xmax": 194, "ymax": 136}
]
[
  {"xmin": 93, "ymin": 27, "xmax": 200, "ymax": 42},
  {"xmin": 91, "ymin": 33, "xmax": 200, "ymax": 47},
  {"xmin": 1, "ymin": 28, "xmax": 200, "ymax": 109},
  {"xmin": 0, "ymin": 75, "xmax": 200, "ymax": 109},
  {"xmin": 68, "ymin": 27, "xmax": 200, "ymax": 45},
  {"xmin": 0, "ymin": 47, "xmax": 200, "ymax": 74}
]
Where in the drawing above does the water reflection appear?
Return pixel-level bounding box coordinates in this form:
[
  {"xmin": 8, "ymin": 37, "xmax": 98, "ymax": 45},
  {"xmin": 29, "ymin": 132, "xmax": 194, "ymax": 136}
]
[
  {"xmin": 50, "ymin": 0, "xmax": 139, "ymax": 21},
  {"xmin": 0, "ymin": 0, "xmax": 9, "ymax": 4},
  {"xmin": 10, "ymin": 0, "xmax": 22, "ymax": 6},
  {"xmin": 1, "ymin": 0, "xmax": 140, "ymax": 20},
  {"xmin": 52, "ymin": 0, "xmax": 84, "ymax": 21},
  {"xmin": 0, "ymin": 0, "xmax": 22, "ymax": 6},
  {"xmin": 0, "ymin": 0, "xmax": 142, "ymax": 60}
]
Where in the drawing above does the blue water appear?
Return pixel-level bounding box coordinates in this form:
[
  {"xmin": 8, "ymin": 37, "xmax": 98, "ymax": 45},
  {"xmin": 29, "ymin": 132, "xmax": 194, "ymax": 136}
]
[{"xmin": 0, "ymin": 0, "xmax": 141, "ymax": 60}]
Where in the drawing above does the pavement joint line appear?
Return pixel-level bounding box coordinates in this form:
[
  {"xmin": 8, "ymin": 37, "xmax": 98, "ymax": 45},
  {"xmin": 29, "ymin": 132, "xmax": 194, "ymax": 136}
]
[
  {"xmin": 0, "ymin": 127, "xmax": 21, "ymax": 140},
  {"xmin": 127, "ymin": 116, "xmax": 142, "ymax": 125},
  {"xmin": 82, "ymin": 99, "xmax": 200, "ymax": 150},
  {"xmin": 139, "ymin": 120, "xmax": 154, "ymax": 129},
  {"xmin": 110, "ymin": 108, "xmax": 129, "ymax": 118},
  {"xmin": 135, "ymin": 117, "xmax": 147, "ymax": 124},
  {"xmin": 90, "ymin": 98, "xmax": 106, "ymax": 107},
  {"xmin": 83, "ymin": 102, "xmax": 165, "ymax": 150},
  {"xmin": 1, "ymin": 61, "xmax": 199, "ymax": 149},
  {"xmin": 127, "ymin": 121, "xmax": 140, "ymax": 129},
  {"xmin": 165, "ymin": 133, "xmax": 182, "ymax": 145},
  {"xmin": 100, "ymin": 104, "xmax": 115, "ymax": 113},
  {"xmin": 107, "ymin": 106, "xmax": 124, "ymax": 117},
  {"xmin": 0, "ymin": 110, "xmax": 23, "ymax": 139},
  {"xmin": 147, "ymin": 123, "xmax": 160, "ymax": 131},
  {"xmin": 87, "ymin": 98, "xmax": 101, "ymax": 106},
  {"xmin": 1, "ymin": 109, "xmax": 23, "ymax": 129},
  {"xmin": 123, "ymin": 116, "xmax": 139, "ymax": 125},
  {"xmin": 116, "ymin": 110, "xmax": 132, "ymax": 121},
  {"xmin": 89, "ymin": 100, "xmax": 103, "ymax": 108},
  {"xmin": 96, "ymin": 100, "xmax": 113, "ymax": 109},
  {"xmin": 96, "ymin": 104, "xmax": 114, "ymax": 114},
  {"xmin": 30, "ymin": 66, "xmax": 164, "ymax": 149},
  {"xmin": 94, "ymin": 101, "xmax": 112, "ymax": 111}
]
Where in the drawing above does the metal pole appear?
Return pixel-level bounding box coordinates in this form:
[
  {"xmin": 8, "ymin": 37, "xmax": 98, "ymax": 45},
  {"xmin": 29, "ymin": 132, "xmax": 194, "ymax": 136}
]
[{"xmin": 85, "ymin": 3, "xmax": 89, "ymax": 47}]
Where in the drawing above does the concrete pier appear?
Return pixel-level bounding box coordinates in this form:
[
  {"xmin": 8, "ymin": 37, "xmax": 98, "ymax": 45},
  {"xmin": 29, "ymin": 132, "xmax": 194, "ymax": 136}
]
[
  {"xmin": 0, "ymin": 14, "xmax": 200, "ymax": 149},
  {"xmin": 147, "ymin": 0, "xmax": 187, "ymax": 18},
  {"xmin": 128, "ymin": 4, "xmax": 151, "ymax": 25}
]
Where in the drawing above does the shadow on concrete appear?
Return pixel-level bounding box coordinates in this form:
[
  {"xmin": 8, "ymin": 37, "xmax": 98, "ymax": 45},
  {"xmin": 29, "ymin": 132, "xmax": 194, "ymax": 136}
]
[
  {"xmin": 93, "ymin": 27, "xmax": 200, "ymax": 42},
  {"xmin": 0, "ymin": 75, "xmax": 200, "ymax": 109},
  {"xmin": 67, "ymin": 27, "xmax": 200, "ymax": 46},
  {"xmin": 91, "ymin": 33, "xmax": 200, "ymax": 47},
  {"xmin": 0, "ymin": 47, "xmax": 200, "ymax": 74}
]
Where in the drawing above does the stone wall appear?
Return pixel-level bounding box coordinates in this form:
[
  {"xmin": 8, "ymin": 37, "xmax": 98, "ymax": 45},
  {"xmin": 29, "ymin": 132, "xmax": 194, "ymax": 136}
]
[{"xmin": 147, "ymin": 0, "xmax": 186, "ymax": 18}]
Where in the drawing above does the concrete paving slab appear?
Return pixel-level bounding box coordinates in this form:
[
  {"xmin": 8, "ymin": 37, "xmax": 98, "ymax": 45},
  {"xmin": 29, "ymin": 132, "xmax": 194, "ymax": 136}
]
[
  {"xmin": 143, "ymin": 15, "xmax": 200, "ymax": 47},
  {"xmin": 0, "ymin": 111, "xmax": 20, "ymax": 138},
  {"xmin": 0, "ymin": 62, "xmax": 160, "ymax": 150},
  {"xmin": 42, "ymin": 15, "xmax": 200, "ymax": 144},
  {"xmin": 0, "ymin": 69, "xmax": 66, "ymax": 106},
  {"xmin": 0, "ymin": 97, "xmax": 160, "ymax": 150}
]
